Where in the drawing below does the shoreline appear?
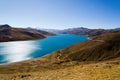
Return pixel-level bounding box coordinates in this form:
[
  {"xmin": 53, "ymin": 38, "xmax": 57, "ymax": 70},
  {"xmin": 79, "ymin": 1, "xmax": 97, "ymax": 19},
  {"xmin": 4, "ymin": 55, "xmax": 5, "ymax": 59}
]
[{"xmin": 0, "ymin": 34, "xmax": 88, "ymax": 65}]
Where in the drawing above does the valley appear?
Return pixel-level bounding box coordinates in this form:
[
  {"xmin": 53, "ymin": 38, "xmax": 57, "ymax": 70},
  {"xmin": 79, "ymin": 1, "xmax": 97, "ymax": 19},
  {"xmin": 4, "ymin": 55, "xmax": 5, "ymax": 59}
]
[
  {"xmin": 1, "ymin": 0, "xmax": 120, "ymax": 80},
  {"xmin": 0, "ymin": 30, "xmax": 119, "ymax": 80}
]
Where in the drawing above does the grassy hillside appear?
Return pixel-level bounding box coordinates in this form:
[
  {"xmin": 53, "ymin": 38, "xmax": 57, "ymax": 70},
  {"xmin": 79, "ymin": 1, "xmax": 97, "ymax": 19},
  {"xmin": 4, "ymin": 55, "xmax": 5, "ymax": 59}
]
[{"xmin": 46, "ymin": 31, "xmax": 120, "ymax": 62}]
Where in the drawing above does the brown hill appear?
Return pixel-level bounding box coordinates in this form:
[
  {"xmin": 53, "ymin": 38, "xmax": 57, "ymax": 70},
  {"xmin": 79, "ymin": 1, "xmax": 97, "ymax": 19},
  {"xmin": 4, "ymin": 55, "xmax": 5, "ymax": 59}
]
[
  {"xmin": 0, "ymin": 24, "xmax": 55, "ymax": 42},
  {"xmin": 47, "ymin": 31, "xmax": 120, "ymax": 62}
]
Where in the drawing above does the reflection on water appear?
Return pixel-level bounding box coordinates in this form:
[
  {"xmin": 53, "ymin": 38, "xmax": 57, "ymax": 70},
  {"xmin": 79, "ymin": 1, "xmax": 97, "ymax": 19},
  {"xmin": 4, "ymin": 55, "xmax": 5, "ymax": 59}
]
[{"xmin": 0, "ymin": 41, "xmax": 39, "ymax": 63}]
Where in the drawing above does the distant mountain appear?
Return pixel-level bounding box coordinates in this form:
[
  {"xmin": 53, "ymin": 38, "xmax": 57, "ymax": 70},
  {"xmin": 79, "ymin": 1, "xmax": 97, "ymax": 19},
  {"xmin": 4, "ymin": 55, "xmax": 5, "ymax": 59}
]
[
  {"xmin": 40, "ymin": 27, "xmax": 89, "ymax": 34},
  {"xmin": 63, "ymin": 27, "xmax": 88, "ymax": 31},
  {"xmin": 0, "ymin": 24, "xmax": 55, "ymax": 42},
  {"xmin": 115, "ymin": 28, "xmax": 120, "ymax": 30},
  {"xmin": 40, "ymin": 29, "xmax": 63, "ymax": 34},
  {"xmin": 61, "ymin": 27, "xmax": 117, "ymax": 39},
  {"xmin": 40, "ymin": 27, "xmax": 118, "ymax": 39},
  {"xmin": 25, "ymin": 28, "xmax": 55, "ymax": 36}
]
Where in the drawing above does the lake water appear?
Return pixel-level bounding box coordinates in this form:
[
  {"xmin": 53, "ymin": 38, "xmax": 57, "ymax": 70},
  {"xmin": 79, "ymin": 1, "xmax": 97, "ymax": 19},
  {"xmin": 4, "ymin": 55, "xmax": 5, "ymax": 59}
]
[{"xmin": 0, "ymin": 34, "xmax": 88, "ymax": 64}]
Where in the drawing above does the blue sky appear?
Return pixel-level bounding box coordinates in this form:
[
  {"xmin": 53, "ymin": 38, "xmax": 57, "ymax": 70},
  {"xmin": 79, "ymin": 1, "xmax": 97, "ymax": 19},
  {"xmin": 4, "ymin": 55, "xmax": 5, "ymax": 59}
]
[{"xmin": 0, "ymin": 0, "xmax": 120, "ymax": 29}]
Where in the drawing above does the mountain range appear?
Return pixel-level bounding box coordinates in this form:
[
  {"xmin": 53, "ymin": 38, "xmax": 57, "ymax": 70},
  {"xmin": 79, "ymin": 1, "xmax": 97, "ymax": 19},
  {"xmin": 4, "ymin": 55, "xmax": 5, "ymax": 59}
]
[
  {"xmin": 115, "ymin": 27, "xmax": 120, "ymax": 30},
  {"xmin": 42, "ymin": 27, "xmax": 120, "ymax": 37}
]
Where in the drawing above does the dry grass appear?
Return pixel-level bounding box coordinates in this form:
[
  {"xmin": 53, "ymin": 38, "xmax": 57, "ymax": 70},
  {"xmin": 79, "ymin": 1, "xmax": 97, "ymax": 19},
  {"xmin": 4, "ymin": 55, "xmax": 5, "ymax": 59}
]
[{"xmin": 0, "ymin": 59, "xmax": 120, "ymax": 80}]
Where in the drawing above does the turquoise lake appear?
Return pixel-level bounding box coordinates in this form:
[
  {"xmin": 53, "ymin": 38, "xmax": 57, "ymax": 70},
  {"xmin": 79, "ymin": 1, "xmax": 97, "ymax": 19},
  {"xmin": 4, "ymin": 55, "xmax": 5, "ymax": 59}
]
[{"xmin": 0, "ymin": 34, "xmax": 88, "ymax": 64}]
